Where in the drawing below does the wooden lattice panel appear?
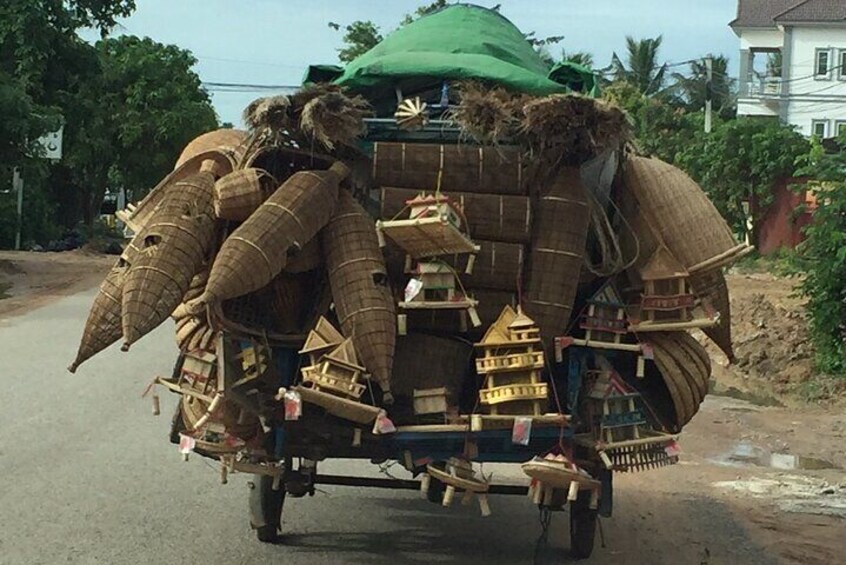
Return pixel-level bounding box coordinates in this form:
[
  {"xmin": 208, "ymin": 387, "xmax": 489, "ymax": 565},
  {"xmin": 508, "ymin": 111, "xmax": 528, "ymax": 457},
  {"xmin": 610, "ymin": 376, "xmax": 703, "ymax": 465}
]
[
  {"xmin": 475, "ymin": 351, "xmax": 544, "ymax": 374},
  {"xmin": 479, "ymin": 382, "xmax": 548, "ymax": 406},
  {"xmin": 378, "ymin": 217, "xmax": 478, "ymax": 259}
]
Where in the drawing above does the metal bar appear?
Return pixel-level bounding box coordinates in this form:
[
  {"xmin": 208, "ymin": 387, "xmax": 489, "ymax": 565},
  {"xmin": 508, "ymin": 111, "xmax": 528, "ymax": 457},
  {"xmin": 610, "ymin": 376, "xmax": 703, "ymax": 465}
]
[{"xmin": 313, "ymin": 474, "xmax": 529, "ymax": 495}]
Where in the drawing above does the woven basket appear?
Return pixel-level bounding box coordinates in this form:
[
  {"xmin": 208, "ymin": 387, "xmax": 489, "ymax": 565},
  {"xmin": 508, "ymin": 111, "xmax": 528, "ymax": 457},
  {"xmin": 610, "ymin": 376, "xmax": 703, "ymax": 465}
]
[
  {"xmin": 270, "ymin": 270, "xmax": 323, "ymax": 333},
  {"xmin": 380, "ymin": 187, "xmax": 531, "ymax": 244},
  {"xmin": 391, "ymin": 333, "xmax": 473, "ymax": 399},
  {"xmin": 689, "ymin": 269, "xmax": 734, "ymax": 361},
  {"xmin": 322, "ymin": 190, "xmax": 396, "ymax": 396},
  {"xmin": 647, "ymin": 332, "xmax": 710, "ymax": 430},
  {"xmin": 121, "ymin": 172, "xmax": 217, "ymax": 348},
  {"xmin": 372, "ymin": 142, "xmax": 525, "ymax": 195},
  {"xmin": 199, "ymin": 162, "xmax": 348, "ymax": 305},
  {"xmin": 68, "ymin": 262, "xmax": 128, "ymax": 373},
  {"xmin": 524, "ymin": 167, "xmax": 591, "ymax": 344},
  {"xmin": 213, "ymin": 168, "xmax": 276, "ymax": 221},
  {"xmin": 404, "ymin": 289, "xmax": 516, "ymax": 339},
  {"xmin": 127, "ymin": 151, "xmax": 235, "ymax": 233},
  {"xmin": 244, "ymin": 145, "xmax": 335, "ymax": 184},
  {"xmin": 176, "ymin": 129, "xmax": 248, "ymax": 169},
  {"xmin": 286, "ymin": 238, "xmax": 322, "ymax": 273},
  {"xmin": 622, "ymin": 156, "xmax": 751, "ymax": 273}
]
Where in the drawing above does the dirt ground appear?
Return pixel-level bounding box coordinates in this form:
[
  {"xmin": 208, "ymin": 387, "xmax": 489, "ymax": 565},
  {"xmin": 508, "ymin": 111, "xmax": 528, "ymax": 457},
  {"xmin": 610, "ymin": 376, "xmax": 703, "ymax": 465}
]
[
  {"xmin": 0, "ymin": 250, "xmax": 113, "ymax": 319},
  {"xmin": 0, "ymin": 253, "xmax": 843, "ymax": 563}
]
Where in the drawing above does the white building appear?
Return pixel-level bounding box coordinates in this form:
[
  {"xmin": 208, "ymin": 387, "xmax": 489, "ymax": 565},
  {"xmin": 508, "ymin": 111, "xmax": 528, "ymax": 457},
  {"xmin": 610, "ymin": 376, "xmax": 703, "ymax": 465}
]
[{"xmin": 731, "ymin": 0, "xmax": 846, "ymax": 137}]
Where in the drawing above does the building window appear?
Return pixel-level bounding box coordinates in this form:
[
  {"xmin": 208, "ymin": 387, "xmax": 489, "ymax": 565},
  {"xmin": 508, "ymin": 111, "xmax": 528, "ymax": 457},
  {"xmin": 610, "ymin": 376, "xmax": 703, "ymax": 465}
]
[
  {"xmin": 816, "ymin": 49, "xmax": 831, "ymax": 78},
  {"xmin": 812, "ymin": 120, "xmax": 828, "ymax": 138},
  {"xmin": 836, "ymin": 121, "xmax": 846, "ymax": 137},
  {"xmin": 839, "ymin": 50, "xmax": 846, "ymax": 79}
]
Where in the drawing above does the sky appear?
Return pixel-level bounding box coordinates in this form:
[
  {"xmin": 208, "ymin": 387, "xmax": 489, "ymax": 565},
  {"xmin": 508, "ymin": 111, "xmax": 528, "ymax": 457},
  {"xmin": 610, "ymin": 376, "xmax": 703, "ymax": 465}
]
[{"xmin": 82, "ymin": 0, "xmax": 741, "ymax": 126}]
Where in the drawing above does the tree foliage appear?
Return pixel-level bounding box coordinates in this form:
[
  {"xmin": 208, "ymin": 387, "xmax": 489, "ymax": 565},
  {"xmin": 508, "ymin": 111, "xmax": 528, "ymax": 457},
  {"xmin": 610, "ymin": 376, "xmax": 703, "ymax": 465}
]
[
  {"xmin": 671, "ymin": 55, "xmax": 736, "ymax": 118},
  {"xmin": 795, "ymin": 136, "xmax": 846, "ymax": 375},
  {"xmin": 335, "ymin": 21, "xmax": 383, "ymax": 63},
  {"xmin": 611, "ymin": 36, "xmax": 668, "ymax": 96}
]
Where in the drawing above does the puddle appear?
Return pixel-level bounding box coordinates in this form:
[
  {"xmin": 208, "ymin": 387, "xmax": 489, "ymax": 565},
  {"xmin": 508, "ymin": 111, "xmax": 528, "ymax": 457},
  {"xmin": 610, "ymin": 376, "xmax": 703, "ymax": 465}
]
[
  {"xmin": 714, "ymin": 475, "xmax": 846, "ymax": 519},
  {"xmin": 714, "ymin": 442, "xmax": 840, "ymax": 471},
  {"xmin": 709, "ymin": 383, "xmax": 784, "ymax": 407}
]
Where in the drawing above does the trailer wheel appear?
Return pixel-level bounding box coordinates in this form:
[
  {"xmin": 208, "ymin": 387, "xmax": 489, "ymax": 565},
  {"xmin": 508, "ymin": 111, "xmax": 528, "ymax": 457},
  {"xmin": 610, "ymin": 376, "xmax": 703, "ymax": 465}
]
[
  {"xmin": 249, "ymin": 474, "xmax": 286, "ymax": 543},
  {"xmin": 569, "ymin": 490, "xmax": 597, "ymax": 559}
]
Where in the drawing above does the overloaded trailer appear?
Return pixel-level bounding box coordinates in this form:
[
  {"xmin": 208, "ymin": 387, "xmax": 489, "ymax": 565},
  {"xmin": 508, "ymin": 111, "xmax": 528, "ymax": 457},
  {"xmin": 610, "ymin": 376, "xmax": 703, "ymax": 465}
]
[{"xmin": 70, "ymin": 5, "xmax": 750, "ymax": 559}]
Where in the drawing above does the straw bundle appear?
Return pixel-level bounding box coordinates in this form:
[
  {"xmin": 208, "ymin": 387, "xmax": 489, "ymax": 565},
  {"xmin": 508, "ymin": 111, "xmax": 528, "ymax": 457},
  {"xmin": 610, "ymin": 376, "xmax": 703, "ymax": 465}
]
[
  {"xmin": 243, "ymin": 95, "xmax": 292, "ymax": 133},
  {"xmin": 121, "ymin": 171, "xmax": 217, "ymax": 349},
  {"xmin": 213, "ymin": 168, "xmax": 276, "ymax": 221},
  {"xmin": 176, "ymin": 129, "xmax": 248, "ymax": 169},
  {"xmin": 68, "ymin": 261, "xmax": 129, "ymax": 373},
  {"xmin": 194, "ymin": 162, "xmax": 349, "ymax": 308},
  {"xmin": 520, "ymin": 94, "xmax": 629, "ymax": 166},
  {"xmin": 524, "ymin": 167, "xmax": 591, "ymax": 343},
  {"xmin": 322, "ymin": 190, "xmax": 396, "ymax": 400},
  {"xmin": 300, "ymin": 90, "xmax": 371, "ymax": 150},
  {"xmin": 622, "ymin": 156, "xmax": 751, "ymax": 273},
  {"xmin": 689, "ymin": 269, "xmax": 735, "ymax": 362},
  {"xmin": 451, "ymin": 81, "xmax": 530, "ymax": 144},
  {"xmin": 380, "ymin": 187, "xmax": 531, "ymax": 244},
  {"xmin": 372, "ymin": 142, "xmax": 524, "ymax": 196}
]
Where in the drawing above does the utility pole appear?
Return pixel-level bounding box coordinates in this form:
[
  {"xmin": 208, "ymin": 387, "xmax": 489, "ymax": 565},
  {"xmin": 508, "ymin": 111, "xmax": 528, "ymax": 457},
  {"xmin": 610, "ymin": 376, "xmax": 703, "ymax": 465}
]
[
  {"xmin": 704, "ymin": 55, "xmax": 713, "ymax": 133},
  {"xmin": 12, "ymin": 168, "xmax": 23, "ymax": 251}
]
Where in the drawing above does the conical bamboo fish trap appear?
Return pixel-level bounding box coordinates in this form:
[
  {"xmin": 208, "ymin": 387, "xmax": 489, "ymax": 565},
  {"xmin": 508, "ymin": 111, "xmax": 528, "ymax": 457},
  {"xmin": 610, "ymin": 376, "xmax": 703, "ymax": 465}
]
[
  {"xmin": 68, "ymin": 262, "xmax": 128, "ymax": 373},
  {"xmin": 195, "ymin": 162, "xmax": 348, "ymax": 307},
  {"xmin": 322, "ymin": 190, "xmax": 396, "ymax": 400},
  {"xmin": 622, "ymin": 156, "xmax": 752, "ymax": 274},
  {"xmin": 647, "ymin": 332, "xmax": 711, "ymax": 430},
  {"xmin": 213, "ymin": 168, "xmax": 276, "ymax": 221},
  {"xmin": 689, "ymin": 269, "xmax": 735, "ymax": 362},
  {"xmin": 524, "ymin": 167, "xmax": 591, "ymax": 343},
  {"xmin": 121, "ymin": 171, "xmax": 218, "ymax": 348},
  {"xmin": 175, "ymin": 128, "xmax": 248, "ymax": 169}
]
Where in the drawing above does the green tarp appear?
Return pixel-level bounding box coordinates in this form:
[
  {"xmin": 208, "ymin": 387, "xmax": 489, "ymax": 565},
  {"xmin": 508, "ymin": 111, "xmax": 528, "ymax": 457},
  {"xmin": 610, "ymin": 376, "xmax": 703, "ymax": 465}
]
[{"xmin": 333, "ymin": 4, "xmax": 571, "ymax": 97}]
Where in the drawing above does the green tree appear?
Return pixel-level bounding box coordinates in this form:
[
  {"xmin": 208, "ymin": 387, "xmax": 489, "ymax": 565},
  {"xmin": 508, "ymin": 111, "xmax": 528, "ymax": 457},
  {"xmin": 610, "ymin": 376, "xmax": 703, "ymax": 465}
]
[
  {"xmin": 561, "ymin": 49, "xmax": 594, "ymax": 68},
  {"xmin": 334, "ymin": 21, "xmax": 383, "ymax": 63},
  {"xmin": 671, "ymin": 55, "xmax": 736, "ymax": 118},
  {"xmin": 795, "ymin": 136, "xmax": 846, "ymax": 375},
  {"xmin": 611, "ymin": 36, "xmax": 668, "ymax": 96}
]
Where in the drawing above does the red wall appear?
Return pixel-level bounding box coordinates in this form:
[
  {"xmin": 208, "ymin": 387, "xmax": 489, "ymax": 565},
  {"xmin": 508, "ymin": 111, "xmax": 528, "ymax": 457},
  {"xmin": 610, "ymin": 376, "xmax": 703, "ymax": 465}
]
[{"xmin": 756, "ymin": 177, "xmax": 813, "ymax": 255}]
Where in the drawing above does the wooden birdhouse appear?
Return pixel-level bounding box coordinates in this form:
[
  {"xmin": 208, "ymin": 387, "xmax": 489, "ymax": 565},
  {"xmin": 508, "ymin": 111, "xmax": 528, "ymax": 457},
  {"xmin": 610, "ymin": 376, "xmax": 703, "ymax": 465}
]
[
  {"xmin": 299, "ymin": 316, "xmax": 344, "ymax": 366},
  {"xmin": 301, "ymin": 338, "xmax": 368, "ymax": 400},
  {"xmin": 413, "ymin": 387, "xmax": 452, "ymax": 417},
  {"xmin": 422, "ymin": 458, "xmax": 491, "ymax": 516},
  {"xmin": 376, "ymin": 193, "xmax": 479, "ymax": 259},
  {"xmin": 181, "ymin": 350, "xmax": 217, "ymax": 385},
  {"xmin": 397, "ymin": 261, "xmax": 480, "ymax": 335},
  {"xmin": 630, "ymin": 247, "xmax": 716, "ymax": 332},
  {"xmin": 475, "ymin": 306, "xmax": 548, "ymax": 416}
]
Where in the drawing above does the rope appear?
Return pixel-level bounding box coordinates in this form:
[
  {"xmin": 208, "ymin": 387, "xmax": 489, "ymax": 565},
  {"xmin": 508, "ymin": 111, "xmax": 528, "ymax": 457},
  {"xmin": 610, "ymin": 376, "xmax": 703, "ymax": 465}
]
[
  {"xmin": 532, "ymin": 506, "xmax": 553, "ymax": 564},
  {"xmin": 583, "ymin": 188, "xmax": 640, "ymax": 277}
]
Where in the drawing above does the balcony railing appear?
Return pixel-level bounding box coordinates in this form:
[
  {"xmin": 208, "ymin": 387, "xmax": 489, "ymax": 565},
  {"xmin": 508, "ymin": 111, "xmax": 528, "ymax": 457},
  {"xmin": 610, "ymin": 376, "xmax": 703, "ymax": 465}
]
[{"xmin": 744, "ymin": 77, "xmax": 782, "ymax": 98}]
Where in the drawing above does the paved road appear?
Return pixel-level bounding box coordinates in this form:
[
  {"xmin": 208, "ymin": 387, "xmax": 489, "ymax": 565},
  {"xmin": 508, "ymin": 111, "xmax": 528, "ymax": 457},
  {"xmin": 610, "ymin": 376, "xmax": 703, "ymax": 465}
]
[{"xmin": 0, "ymin": 288, "xmax": 780, "ymax": 565}]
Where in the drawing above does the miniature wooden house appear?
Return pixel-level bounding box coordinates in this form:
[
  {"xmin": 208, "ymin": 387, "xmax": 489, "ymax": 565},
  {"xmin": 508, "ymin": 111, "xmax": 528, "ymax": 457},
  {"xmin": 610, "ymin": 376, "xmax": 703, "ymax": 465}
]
[
  {"xmin": 571, "ymin": 281, "xmax": 640, "ymax": 352},
  {"xmin": 630, "ymin": 247, "xmax": 715, "ymax": 332},
  {"xmin": 413, "ymin": 387, "xmax": 451, "ymax": 417},
  {"xmin": 299, "ymin": 316, "xmax": 344, "ymax": 366},
  {"xmin": 397, "ymin": 261, "xmax": 480, "ymax": 335},
  {"xmin": 475, "ymin": 306, "xmax": 548, "ymax": 416},
  {"xmin": 301, "ymin": 338, "xmax": 368, "ymax": 400},
  {"xmin": 376, "ymin": 193, "xmax": 479, "ymax": 259}
]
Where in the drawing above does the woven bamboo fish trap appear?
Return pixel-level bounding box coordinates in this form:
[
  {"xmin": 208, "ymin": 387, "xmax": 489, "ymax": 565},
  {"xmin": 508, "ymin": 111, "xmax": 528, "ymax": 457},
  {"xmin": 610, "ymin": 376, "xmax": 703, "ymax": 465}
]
[
  {"xmin": 404, "ymin": 289, "xmax": 516, "ymax": 338},
  {"xmin": 213, "ymin": 168, "xmax": 276, "ymax": 221},
  {"xmin": 524, "ymin": 167, "xmax": 591, "ymax": 343},
  {"xmin": 647, "ymin": 332, "xmax": 711, "ymax": 430},
  {"xmin": 175, "ymin": 128, "xmax": 248, "ymax": 169},
  {"xmin": 622, "ymin": 156, "xmax": 752, "ymax": 274},
  {"xmin": 322, "ymin": 190, "xmax": 396, "ymax": 399},
  {"xmin": 125, "ymin": 152, "xmax": 235, "ymax": 233},
  {"xmin": 372, "ymin": 142, "xmax": 525, "ymax": 195},
  {"xmin": 244, "ymin": 145, "xmax": 335, "ymax": 186},
  {"xmin": 270, "ymin": 271, "xmax": 323, "ymax": 334},
  {"xmin": 121, "ymin": 171, "xmax": 217, "ymax": 348},
  {"xmin": 689, "ymin": 269, "xmax": 734, "ymax": 361},
  {"xmin": 196, "ymin": 162, "xmax": 348, "ymax": 306},
  {"xmin": 286, "ymin": 238, "xmax": 322, "ymax": 273},
  {"xmin": 380, "ymin": 187, "xmax": 531, "ymax": 244},
  {"xmin": 391, "ymin": 333, "xmax": 474, "ymax": 399},
  {"xmin": 68, "ymin": 262, "xmax": 128, "ymax": 373}
]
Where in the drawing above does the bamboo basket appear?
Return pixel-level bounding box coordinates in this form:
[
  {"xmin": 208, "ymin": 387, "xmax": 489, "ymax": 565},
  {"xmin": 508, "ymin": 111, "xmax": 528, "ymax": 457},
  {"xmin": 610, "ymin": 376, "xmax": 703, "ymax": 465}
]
[
  {"xmin": 68, "ymin": 262, "xmax": 128, "ymax": 373},
  {"xmin": 286, "ymin": 238, "xmax": 322, "ymax": 273},
  {"xmin": 121, "ymin": 172, "xmax": 217, "ymax": 348},
  {"xmin": 391, "ymin": 333, "xmax": 473, "ymax": 399},
  {"xmin": 372, "ymin": 142, "xmax": 525, "ymax": 195},
  {"xmin": 380, "ymin": 187, "xmax": 531, "ymax": 244},
  {"xmin": 175, "ymin": 128, "xmax": 248, "ymax": 169},
  {"xmin": 622, "ymin": 156, "xmax": 752, "ymax": 274},
  {"xmin": 689, "ymin": 269, "xmax": 735, "ymax": 362},
  {"xmin": 404, "ymin": 289, "xmax": 516, "ymax": 338},
  {"xmin": 125, "ymin": 152, "xmax": 235, "ymax": 233},
  {"xmin": 646, "ymin": 332, "xmax": 711, "ymax": 430},
  {"xmin": 524, "ymin": 167, "xmax": 591, "ymax": 343},
  {"xmin": 270, "ymin": 271, "xmax": 323, "ymax": 334},
  {"xmin": 213, "ymin": 168, "xmax": 276, "ymax": 221},
  {"xmin": 197, "ymin": 162, "xmax": 348, "ymax": 306},
  {"xmin": 322, "ymin": 190, "xmax": 396, "ymax": 398}
]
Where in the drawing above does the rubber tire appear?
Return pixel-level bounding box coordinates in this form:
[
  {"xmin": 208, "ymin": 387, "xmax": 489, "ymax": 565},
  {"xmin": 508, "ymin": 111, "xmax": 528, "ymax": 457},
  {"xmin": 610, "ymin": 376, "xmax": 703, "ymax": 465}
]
[
  {"xmin": 251, "ymin": 474, "xmax": 286, "ymax": 544},
  {"xmin": 569, "ymin": 490, "xmax": 598, "ymax": 559}
]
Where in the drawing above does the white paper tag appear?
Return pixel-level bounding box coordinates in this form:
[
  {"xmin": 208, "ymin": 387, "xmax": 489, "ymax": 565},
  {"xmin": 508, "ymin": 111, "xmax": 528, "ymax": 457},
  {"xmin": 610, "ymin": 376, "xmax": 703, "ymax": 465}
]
[
  {"xmin": 404, "ymin": 278, "xmax": 424, "ymax": 302},
  {"xmin": 284, "ymin": 390, "xmax": 302, "ymax": 421},
  {"xmin": 512, "ymin": 417, "xmax": 532, "ymax": 446},
  {"xmin": 373, "ymin": 410, "xmax": 397, "ymax": 435},
  {"xmin": 178, "ymin": 433, "xmax": 196, "ymax": 454}
]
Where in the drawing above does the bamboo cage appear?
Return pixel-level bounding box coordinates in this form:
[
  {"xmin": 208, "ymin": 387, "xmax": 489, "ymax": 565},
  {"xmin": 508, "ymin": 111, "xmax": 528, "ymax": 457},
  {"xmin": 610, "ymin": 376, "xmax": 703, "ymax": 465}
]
[
  {"xmin": 121, "ymin": 171, "xmax": 218, "ymax": 348},
  {"xmin": 196, "ymin": 162, "xmax": 348, "ymax": 306},
  {"xmin": 321, "ymin": 190, "xmax": 396, "ymax": 400},
  {"xmin": 380, "ymin": 187, "xmax": 531, "ymax": 244},
  {"xmin": 372, "ymin": 142, "xmax": 525, "ymax": 195},
  {"xmin": 524, "ymin": 167, "xmax": 591, "ymax": 344},
  {"xmin": 213, "ymin": 168, "xmax": 276, "ymax": 221},
  {"xmin": 622, "ymin": 156, "xmax": 752, "ymax": 274}
]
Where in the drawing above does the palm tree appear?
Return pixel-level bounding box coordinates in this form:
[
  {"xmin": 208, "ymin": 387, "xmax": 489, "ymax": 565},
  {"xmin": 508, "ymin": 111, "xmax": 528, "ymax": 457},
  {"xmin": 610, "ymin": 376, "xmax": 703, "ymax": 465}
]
[
  {"xmin": 561, "ymin": 49, "xmax": 594, "ymax": 68},
  {"xmin": 671, "ymin": 54, "xmax": 737, "ymax": 117},
  {"xmin": 611, "ymin": 36, "xmax": 667, "ymax": 96}
]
